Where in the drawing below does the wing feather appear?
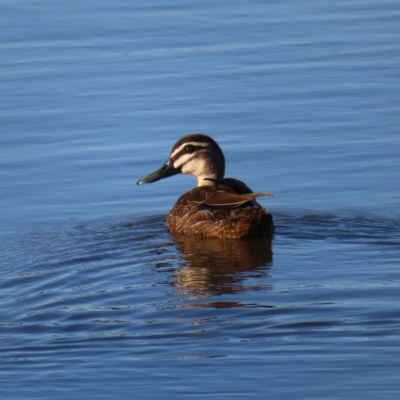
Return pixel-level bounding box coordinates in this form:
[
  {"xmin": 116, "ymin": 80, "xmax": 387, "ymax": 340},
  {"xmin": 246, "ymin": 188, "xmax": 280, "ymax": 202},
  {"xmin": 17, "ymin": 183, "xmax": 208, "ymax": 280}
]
[{"xmin": 175, "ymin": 181, "xmax": 273, "ymax": 210}]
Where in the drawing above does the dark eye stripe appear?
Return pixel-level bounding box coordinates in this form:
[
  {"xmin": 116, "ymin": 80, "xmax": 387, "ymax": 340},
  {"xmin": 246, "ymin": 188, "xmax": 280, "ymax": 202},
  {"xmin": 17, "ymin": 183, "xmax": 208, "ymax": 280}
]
[{"xmin": 171, "ymin": 145, "xmax": 206, "ymax": 164}]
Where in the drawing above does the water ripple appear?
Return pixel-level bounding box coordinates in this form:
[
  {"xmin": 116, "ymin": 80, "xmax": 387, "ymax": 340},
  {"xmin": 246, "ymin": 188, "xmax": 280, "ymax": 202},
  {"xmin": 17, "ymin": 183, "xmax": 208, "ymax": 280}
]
[{"xmin": 1, "ymin": 211, "xmax": 400, "ymax": 398}]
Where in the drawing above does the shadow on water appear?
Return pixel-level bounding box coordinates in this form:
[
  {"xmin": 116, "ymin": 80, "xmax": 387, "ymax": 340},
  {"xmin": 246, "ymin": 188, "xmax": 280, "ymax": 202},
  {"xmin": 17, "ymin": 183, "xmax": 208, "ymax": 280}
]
[{"xmin": 169, "ymin": 234, "xmax": 273, "ymax": 300}]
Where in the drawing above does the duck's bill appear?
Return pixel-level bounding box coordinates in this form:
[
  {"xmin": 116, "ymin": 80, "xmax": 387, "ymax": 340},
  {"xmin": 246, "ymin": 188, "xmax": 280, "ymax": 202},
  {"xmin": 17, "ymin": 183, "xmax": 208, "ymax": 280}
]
[{"xmin": 137, "ymin": 160, "xmax": 180, "ymax": 185}]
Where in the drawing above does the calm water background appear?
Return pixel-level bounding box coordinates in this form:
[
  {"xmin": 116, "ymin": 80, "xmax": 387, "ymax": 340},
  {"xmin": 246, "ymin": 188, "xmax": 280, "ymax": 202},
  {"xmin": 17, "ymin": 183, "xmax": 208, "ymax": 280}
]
[{"xmin": 1, "ymin": 0, "xmax": 400, "ymax": 398}]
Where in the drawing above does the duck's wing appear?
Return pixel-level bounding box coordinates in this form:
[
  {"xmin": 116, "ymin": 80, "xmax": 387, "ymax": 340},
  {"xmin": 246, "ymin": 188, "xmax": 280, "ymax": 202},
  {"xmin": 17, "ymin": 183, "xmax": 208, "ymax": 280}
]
[
  {"xmin": 182, "ymin": 185, "xmax": 272, "ymax": 210},
  {"xmin": 204, "ymin": 177, "xmax": 253, "ymax": 194},
  {"xmin": 204, "ymin": 177, "xmax": 273, "ymax": 197},
  {"xmin": 203, "ymin": 191, "xmax": 273, "ymax": 210}
]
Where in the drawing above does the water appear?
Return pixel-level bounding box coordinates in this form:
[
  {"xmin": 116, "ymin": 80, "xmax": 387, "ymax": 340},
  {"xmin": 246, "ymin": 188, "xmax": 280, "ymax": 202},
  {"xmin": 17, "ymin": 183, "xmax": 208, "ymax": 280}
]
[{"xmin": 1, "ymin": 0, "xmax": 400, "ymax": 398}]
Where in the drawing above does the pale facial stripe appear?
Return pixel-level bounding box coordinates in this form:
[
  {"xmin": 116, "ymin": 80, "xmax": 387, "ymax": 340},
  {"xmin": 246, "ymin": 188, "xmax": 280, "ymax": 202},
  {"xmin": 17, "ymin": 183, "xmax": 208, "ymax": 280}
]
[
  {"xmin": 170, "ymin": 141, "xmax": 209, "ymax": 159},
  {"xmin": 172, "ymin": 152, "xmax": 197, "ymax": 169},
  {"xmin": 174, "ymin": 149, "xmax": 209, "ymax": 169}
]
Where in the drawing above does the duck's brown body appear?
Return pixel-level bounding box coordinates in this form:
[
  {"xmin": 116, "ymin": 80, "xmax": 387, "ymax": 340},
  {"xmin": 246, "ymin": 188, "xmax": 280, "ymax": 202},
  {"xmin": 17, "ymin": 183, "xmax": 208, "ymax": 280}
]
[
  {"xmin": 137, "ymin": 134, "xmax": 274, "ymax": 239},
  {"xmin": 166, "ymin": 181, "xmax": 274, "ymax": 239}
]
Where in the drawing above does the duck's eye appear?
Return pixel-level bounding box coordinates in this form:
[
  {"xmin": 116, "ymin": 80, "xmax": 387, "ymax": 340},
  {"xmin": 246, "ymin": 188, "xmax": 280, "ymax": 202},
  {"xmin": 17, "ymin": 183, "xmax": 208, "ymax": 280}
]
[{"xmin": 185, "ymin": 145, "xmax": 195, "ymax": 153}]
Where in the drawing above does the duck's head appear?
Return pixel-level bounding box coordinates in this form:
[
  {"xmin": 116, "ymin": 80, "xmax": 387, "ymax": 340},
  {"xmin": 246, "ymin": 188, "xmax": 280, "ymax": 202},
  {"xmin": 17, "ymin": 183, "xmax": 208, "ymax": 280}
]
[{"xmin": 137, "ymin": 134, "xmax": 225, "ymax": 187}]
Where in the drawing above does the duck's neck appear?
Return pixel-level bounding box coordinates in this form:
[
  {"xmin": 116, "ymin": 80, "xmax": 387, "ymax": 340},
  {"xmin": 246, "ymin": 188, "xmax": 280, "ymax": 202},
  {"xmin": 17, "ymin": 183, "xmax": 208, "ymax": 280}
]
[{"xmin": 197, "ymin": 174, "xmax": 219, "ymax": 187}]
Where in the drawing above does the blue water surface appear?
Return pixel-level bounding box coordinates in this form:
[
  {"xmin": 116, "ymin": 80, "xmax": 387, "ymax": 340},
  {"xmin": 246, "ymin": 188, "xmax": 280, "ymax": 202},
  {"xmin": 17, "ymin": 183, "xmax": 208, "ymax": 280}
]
[{"xmin": 1, "ymin": 0, "xmax": 400, "ymax": 399}]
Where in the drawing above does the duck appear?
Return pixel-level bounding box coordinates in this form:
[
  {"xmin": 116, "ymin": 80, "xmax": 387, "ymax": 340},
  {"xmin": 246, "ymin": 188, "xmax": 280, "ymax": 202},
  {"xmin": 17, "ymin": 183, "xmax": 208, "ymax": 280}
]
[{"xmin": 137, "ymin": 134, "xmax": 274, "ymax": 239}]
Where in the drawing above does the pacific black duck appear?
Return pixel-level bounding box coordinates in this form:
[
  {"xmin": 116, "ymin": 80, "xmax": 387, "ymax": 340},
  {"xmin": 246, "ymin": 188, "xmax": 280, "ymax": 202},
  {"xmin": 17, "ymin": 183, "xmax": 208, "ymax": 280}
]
[{"xmin": 137, "ymin": 134, "xmax": 274, "ymax": 239}]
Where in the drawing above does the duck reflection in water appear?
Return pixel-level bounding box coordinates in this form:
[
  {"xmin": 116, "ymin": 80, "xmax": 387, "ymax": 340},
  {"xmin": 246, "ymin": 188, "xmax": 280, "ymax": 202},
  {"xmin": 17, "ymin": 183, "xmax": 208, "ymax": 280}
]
[{"xmin": 170, "ymin": 234, "xmax": 273, "ymax": 302}]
